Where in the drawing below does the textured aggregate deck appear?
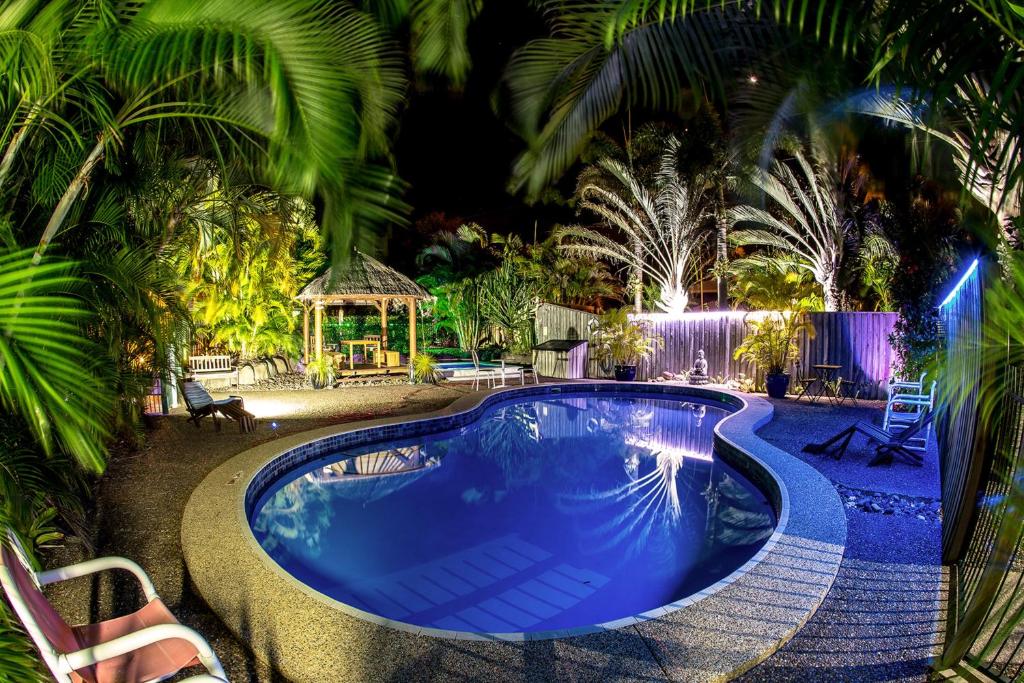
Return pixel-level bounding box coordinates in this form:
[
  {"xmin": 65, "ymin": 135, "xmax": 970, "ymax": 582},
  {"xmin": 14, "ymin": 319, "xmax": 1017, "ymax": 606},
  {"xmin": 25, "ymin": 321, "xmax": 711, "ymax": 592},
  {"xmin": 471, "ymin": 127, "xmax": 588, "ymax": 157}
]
[{"xmin": 182, "ymin": 383, "xmax": 847, "ymax": 682}]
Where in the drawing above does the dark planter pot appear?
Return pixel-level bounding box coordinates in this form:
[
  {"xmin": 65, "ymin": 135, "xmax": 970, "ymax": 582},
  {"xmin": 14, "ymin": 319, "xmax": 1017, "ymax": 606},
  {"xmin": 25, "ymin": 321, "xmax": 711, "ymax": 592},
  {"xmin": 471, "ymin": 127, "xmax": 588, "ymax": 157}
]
[
  {"xmin": 765, "ymin": 372, "xmax": 790, "ymax": 399},
  {"xmin": 614, "ymin": 365, "xmax": 637, "ymax": 381},
  {"xmin": 309, "ymin": 375, "xmax": 331, "ymax": 390}
]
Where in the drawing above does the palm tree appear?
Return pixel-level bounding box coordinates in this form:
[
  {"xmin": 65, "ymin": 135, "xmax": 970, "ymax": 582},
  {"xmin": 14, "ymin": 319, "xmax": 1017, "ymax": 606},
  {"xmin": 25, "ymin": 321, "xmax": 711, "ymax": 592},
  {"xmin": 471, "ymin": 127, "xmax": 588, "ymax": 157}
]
[
  {"xmin": 558, "ymin": 136, "xmax": 713, "ymax": 316},
  {"xmin": 840, "ymin": 81, "xmax": 1021, "ymax": 255},
  {"xmin": 728, "ymin": 138, "xmax": 849, "ymax": 311},
  {"xmin": 0, "ymin": 1, "xmax": 406, "ymax": 262},
  {"xmin": 522, "ymin": 236, "xmax": 621, "ymax": 310},
  {"xmin": 499, "ymin": 1, "xmax": 770, "ymax": 200}
]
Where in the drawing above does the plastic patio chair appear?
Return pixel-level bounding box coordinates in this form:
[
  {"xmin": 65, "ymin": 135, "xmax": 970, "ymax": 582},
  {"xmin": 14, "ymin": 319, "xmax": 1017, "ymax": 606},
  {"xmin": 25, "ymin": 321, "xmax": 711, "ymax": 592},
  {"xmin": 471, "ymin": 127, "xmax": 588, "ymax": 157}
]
[
  {"xmin": 883, "ymin": 379, "xmax": 936, "ymax": 452},
  {"xmin": 0, "ymin": 530, "xmax": 227, "ymax": 683}
]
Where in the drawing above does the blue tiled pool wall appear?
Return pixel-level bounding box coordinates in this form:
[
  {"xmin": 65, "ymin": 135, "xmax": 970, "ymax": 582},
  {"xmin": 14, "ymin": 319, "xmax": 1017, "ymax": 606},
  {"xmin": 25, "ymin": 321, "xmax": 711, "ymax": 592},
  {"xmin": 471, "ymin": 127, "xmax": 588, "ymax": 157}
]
[
  {"xmin": 244, "ymin": 382, "xmax": 748, "ymax": 522},
  {"xmin": 714, "ymin": 435, "xmax": 783, "ymax": 515}
]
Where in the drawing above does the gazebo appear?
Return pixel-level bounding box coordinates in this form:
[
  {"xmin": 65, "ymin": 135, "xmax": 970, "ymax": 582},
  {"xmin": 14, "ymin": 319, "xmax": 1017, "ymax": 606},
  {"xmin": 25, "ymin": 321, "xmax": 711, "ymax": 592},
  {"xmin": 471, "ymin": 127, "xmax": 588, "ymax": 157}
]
[{"xmin": 296, "ymin": 251, "xmax": 429, "ymax": 373}]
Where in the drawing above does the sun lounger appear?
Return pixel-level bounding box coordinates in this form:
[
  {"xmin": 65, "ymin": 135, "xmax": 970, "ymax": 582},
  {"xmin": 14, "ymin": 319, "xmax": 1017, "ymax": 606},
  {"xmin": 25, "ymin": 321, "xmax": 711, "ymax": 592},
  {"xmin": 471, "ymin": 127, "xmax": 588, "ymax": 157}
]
[
  {"xmin": 802, "ymin": 408, "xmax": 934, "ymax": 466},
  {"xmin": 0, "ymin": 530, "xmax": 227, "ymax": 682},
  {"xmin": 179, "ymin": 379, "xmax": 256, "ymax": 433}
]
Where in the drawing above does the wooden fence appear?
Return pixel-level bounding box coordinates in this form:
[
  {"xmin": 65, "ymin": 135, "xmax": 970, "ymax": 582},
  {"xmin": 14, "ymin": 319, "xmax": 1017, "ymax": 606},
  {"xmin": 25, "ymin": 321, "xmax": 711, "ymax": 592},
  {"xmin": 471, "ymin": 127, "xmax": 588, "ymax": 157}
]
[{"xmin": 534, "ymin": 303, "xmax": 898, "ymax": 399}]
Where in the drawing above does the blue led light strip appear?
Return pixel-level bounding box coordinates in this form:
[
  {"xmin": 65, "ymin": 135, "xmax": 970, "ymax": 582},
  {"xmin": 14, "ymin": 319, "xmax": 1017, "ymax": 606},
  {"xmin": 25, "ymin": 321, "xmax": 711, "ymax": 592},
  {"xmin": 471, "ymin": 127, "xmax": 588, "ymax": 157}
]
[{"xmin": 939, "ymin": 259, "xmax": 979, "ymax": 308}]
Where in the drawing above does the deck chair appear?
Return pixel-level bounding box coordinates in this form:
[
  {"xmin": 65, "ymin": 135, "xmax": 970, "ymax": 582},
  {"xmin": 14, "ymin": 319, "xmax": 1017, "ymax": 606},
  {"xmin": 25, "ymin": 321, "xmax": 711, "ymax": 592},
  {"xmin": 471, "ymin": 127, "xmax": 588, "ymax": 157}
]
[
  {"xmin": 180, "ymin": 379, "xmax": 256, "ymax": 433},
  {"xmin": 469, "ymin": 352, "xmax": 499, "ymax": 391},
  {"xmin": 0, "ymin": 530, "xmax": 227, "ymax": 683},
  {"xmin": 802, "ymin": 408, "xmax": 933, "ymax": 466},
  {"xmin": 517, "ymin": 362, "xmax": 540, "ymax": 385}
]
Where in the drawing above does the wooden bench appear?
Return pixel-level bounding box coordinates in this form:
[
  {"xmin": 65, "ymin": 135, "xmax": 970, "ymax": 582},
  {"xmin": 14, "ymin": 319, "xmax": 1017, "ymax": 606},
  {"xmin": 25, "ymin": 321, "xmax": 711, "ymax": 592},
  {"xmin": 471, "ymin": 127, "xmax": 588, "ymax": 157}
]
[{"xmin": 187, "ymin": 355, "xmax": 239, "ymax": 387}]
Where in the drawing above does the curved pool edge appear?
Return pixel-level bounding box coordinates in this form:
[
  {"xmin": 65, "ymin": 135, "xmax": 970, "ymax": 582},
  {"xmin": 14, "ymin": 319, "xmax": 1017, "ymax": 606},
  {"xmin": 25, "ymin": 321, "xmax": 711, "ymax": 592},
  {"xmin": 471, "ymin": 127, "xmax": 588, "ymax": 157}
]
[{"xmin": 182, "ymin": 382, "xmax": 847, "ymax": 682}]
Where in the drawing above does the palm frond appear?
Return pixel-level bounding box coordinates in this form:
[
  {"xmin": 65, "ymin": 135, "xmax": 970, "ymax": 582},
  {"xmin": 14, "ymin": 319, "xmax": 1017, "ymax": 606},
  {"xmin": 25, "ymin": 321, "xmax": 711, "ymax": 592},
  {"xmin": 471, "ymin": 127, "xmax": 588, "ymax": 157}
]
[{"xmin": 0, "ymin": 250, "xmax": 111, "ymax": 471}]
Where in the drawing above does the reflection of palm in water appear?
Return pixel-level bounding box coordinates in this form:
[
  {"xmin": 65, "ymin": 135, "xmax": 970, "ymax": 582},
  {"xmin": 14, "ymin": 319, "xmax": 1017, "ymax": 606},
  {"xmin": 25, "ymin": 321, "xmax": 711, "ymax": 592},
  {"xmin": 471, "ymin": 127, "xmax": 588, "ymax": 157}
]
[
  {"xmin": 557, "ymin": 448, "xmax": 704, "ymax": 564},
  {"xmin": 252, "ymin": 480, "xmax": 333, "ymax": 558},
  {"xmin": 702, "ymin": 475, "xmax": 775, "ymax": 549},
  {"xmin": 476, "ymin": 404, "xmax": 543, "ymax": 488}
]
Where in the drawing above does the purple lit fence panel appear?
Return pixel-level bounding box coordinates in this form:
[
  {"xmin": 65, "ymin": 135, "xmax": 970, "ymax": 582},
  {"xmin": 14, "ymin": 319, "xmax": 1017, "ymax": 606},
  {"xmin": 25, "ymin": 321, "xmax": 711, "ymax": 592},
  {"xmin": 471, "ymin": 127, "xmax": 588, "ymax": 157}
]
[{"xmin": 534, "ymin": 304, "xmax": 898, "ymax": 399}]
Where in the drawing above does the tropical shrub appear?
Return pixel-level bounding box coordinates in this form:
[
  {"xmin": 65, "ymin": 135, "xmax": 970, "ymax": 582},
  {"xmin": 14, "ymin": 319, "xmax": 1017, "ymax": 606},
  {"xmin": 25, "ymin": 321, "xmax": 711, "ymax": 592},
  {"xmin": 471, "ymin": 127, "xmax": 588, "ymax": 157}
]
[
  {"xmin": 521, "ymin": 236, "xmax": 620, "ymax": 310},
  {"xmin": 733, "ymin": 311, "xmax": 815, "ymax": 377},
  {"xmin": 412, "ymin": 353, "xmax": 443, "ymax": 385},
  {"xmin": 305, "ymin": 356, "xmax": 336, "ymax": 389},
  {"xmin": 480, "ymin": 259, "xmax": 538, "ymax": 353},
  {"xmin": 588, "ymin": 308, "xmax": 663, "ymax": 367},
  {"xmin": 730, "ymin": 255, "xmax": 824, "ymax": 312}
]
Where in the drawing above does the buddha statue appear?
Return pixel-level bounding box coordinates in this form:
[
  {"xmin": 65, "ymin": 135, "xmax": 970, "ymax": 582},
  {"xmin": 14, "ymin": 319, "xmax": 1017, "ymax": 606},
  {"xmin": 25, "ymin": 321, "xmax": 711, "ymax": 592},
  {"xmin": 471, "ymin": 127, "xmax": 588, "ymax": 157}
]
[{"xmin": 689, "ymin": 349, "xmax": 709, "ymax": 385}]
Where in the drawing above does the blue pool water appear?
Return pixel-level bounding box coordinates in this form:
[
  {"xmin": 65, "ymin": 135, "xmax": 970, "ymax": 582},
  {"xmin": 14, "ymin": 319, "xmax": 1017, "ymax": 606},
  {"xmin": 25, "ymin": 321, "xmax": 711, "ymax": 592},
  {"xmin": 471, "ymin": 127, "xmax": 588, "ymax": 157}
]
[
  {"xmin": 249, "ymin": 392, "xmax": 775, "ymax": 635},
  {"xmin": 436, "ymin": 361, "xmax": 500, "ymax": 369}
]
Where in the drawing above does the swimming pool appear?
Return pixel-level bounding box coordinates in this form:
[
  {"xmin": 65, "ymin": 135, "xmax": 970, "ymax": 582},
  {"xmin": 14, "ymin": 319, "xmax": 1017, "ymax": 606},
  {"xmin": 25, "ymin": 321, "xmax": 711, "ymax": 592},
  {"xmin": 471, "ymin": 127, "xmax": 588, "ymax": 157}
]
[{"xmin": 247, "ymin": 391, "xmax": 776, "ymax": 637}]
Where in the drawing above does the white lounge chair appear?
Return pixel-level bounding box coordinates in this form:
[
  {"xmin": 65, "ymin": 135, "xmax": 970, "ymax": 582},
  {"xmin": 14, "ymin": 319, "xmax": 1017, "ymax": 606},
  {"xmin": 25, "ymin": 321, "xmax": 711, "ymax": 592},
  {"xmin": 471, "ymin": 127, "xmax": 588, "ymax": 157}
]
[{"xmin": 0, "ymin": 530, "xmax": 227, "ymax": 683}]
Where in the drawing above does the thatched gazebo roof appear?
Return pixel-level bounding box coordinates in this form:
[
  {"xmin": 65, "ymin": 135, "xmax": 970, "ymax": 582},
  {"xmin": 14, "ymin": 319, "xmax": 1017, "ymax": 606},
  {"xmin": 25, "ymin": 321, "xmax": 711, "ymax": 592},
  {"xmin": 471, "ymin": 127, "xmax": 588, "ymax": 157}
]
[{"xmin": 297, "ymin": 250, "xmax": 428, "ymax": 302}]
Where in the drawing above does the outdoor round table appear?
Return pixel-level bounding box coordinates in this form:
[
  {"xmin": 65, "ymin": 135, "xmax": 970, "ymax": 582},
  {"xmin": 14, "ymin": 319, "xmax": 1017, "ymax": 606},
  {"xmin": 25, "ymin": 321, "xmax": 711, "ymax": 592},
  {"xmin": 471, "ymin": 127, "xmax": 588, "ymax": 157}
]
[{"xmin": 811, "ymin": 364, "xmax": 842, "ymax": 404}]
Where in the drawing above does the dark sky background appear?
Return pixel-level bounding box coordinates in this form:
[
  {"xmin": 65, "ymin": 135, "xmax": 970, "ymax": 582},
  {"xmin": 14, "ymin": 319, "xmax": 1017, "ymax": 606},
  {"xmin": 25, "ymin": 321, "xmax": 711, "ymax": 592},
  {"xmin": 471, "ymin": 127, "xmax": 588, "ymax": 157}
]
[
  {"xmin": 381, "ymin": 3, "xmax": 983, "ymax": 273},
  {"xmin": 389, "ymin": 1, "xmax": 570, "ymax": 263}
]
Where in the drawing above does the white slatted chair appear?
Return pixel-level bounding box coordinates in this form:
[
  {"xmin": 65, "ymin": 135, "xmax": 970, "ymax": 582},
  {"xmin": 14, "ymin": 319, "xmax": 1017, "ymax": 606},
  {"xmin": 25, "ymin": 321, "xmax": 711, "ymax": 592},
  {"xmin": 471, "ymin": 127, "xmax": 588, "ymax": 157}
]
[
  {"xmin": 469, "ymin": 353, "xmax": 499, "ymax": 391},
  {"xmin": 0, "ymin": 530, "xmax": 227, "ymax": 683},
  {"xmin": 883, "ymin": 377, "xmax": 936, "ymax": 452}
]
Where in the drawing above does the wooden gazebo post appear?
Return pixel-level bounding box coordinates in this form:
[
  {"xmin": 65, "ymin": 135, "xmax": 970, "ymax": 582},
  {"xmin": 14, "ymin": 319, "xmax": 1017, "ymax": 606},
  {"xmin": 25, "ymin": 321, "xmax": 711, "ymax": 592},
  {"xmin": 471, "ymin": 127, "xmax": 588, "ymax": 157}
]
[
  {"xmin": 380, "ymin": 296, "xmax": 388, "ymax": 351},
  {"xmin": 314, "ymin": 300, "xmax": 324, "ymax": 359},
  {"xmin": 408, "ymin": 296, "xmax": 417, "ymax": 362},
  {"xmin": 302, "ymin": 303, "xmax": 310, "ymax": 363}
]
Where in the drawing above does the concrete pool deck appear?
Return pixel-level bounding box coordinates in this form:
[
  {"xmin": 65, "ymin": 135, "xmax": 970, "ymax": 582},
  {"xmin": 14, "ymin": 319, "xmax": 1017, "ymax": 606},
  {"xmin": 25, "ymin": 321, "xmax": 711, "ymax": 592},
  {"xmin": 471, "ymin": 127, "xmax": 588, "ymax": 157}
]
[{"xmin": 181, "ymin": 383, "xmax": 847, "ymax": 682}]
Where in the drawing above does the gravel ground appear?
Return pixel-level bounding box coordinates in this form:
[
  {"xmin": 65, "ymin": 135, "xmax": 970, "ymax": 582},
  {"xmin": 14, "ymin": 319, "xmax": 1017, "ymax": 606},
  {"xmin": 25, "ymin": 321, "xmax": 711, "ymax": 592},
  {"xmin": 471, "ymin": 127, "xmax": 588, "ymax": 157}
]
[
  {"xmin": 42, "ymin": 389, "xmax": 945, "ymax": 682},
  {"xmin": 756, "ymin": 397, "xmax": 941, "ymax": 499},
  {"xmin": 737, "ymin": 398, "xmax": 945, "ymax": 683}
]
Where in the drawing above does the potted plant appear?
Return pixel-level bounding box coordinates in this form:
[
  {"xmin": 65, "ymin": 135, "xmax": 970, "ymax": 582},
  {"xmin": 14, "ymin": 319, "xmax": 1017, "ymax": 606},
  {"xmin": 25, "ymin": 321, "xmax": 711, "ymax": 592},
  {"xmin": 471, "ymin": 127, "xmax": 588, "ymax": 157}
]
[
  {"xmin": 733, "ymin": 310, "xmax": 815, "ymax": 398},
  {"xmin": 305, "ymin": 355, "xmax": 336, "ymax": 389},
  {"xmin": 588, "ymin": 308, "xmax": 663, "ymax": 381}
]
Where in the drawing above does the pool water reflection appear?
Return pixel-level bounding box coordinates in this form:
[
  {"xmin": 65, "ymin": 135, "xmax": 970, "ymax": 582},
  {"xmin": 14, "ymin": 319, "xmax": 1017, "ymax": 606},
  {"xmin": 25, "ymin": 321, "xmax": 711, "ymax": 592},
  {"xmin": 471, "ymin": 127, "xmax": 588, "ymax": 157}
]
[{"xmin": 250, "ymin": 393, "xmax": 775, "ymax": 635}]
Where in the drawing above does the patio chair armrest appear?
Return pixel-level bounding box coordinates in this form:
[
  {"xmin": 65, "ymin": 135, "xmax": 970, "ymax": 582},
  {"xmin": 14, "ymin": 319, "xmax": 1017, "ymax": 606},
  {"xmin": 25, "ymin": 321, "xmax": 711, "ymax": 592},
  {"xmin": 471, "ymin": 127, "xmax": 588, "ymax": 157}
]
[
  {"xmin": 36, "ymin": 557, "xmax": 159, "ymax": 602},
  {"xmin": 887, "ymin": 394, "xmax": 932, "ymax": 407},
  {"xmin": 59, "ymin": 623, "xmax": 227, "ymax": 680}
]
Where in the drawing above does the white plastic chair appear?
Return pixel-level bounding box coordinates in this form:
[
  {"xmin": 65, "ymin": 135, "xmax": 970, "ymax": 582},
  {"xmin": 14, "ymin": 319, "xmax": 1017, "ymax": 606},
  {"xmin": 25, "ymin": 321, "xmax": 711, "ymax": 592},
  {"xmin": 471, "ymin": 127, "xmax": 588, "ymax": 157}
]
[
  {"xmin": 884, "ymin": 378, "xmax": 936, "ymax": 452},
  {"xmin": 0, "ymin": 530, "xmax": 227, "ymax": 683}
]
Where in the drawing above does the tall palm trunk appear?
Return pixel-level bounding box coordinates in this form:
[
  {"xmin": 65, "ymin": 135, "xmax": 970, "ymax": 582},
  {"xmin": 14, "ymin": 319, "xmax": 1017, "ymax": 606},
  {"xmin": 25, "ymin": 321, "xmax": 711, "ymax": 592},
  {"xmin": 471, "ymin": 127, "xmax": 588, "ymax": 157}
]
[
  {"xmin": 630, "ymin": 234, "xmax": 642, "ymax": 313},
  {"xmin": 34, "ymin": 135, "xmax": 106, "ymax": 264},
  {"xmin": 0, "ymin": 103, "xmax": 40, "ymax": 189},
  {"xmin": 716, "ymin": 184, "xmax": 728, "ymax": 309}
]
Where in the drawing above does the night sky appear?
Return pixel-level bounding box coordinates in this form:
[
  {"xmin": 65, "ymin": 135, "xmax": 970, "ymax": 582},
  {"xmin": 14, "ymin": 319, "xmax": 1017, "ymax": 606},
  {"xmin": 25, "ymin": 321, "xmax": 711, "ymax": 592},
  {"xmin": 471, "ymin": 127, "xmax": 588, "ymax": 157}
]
[{"xmin": 391, "ymin": 2, "xmax": 570, "ymax": 247}]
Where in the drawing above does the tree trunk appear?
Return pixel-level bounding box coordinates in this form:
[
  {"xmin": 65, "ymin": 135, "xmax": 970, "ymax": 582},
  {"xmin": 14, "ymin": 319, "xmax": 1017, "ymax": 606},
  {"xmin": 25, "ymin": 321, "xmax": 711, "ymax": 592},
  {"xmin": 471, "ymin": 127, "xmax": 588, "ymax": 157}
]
[
  {"xmin": 823, "ymin": 276, "xmax": 841, "ymax": 312},
  {"xmin": 0, "ymin": 103, "xmax": 39, "ymax": 190},
  {"xmin": 633, "ymin": 273, "xmax": 642, "ymax": 314},
  {"xmin": 33, "ymin": 135, "xmax": 106, "ymax": 264},
  {"xmin": 716, "ymin": 185, "xmax": 729, "ymax": 309}
]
